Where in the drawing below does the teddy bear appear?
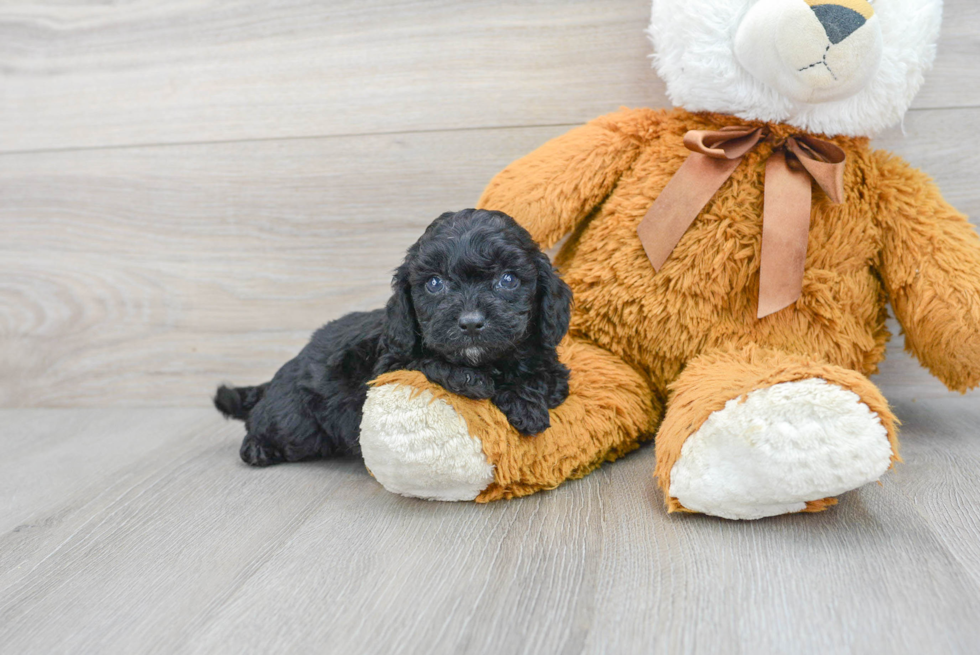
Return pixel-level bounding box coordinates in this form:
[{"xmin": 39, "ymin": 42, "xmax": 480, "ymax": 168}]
[{"xmin": 358, "ymin": 0, "xmax": 980, "ymax": 519}]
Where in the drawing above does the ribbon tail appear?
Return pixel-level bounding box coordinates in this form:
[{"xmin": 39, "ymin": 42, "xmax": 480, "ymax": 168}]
[
  {"xmin": 637, "ymin": 153, "xmax": 742, "ymax": 271},
  {"xmin": 758, "ymin": 151, "xmax": 812, "ymax": 318}
]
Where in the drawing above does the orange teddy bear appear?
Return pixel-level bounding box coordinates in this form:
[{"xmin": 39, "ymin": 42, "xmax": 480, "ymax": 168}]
[{"xmin": 360, "ymin": 0, "xmax": 980, "ymax": 519}]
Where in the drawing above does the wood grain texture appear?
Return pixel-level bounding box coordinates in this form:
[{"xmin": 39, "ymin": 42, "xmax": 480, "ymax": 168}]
[
  {"xmin": 2, "ymin": 110, "xmax": 977, "ymax": 406},
  {"xmin": 1, "ymin": 0, "xmax": 978, "ymax": 153},
  {"xmin": 888, "ymin": 397, "xmax": 980, "ymax": 590},
  {"xmin": 0, "ymin": 125, "xmax": 562, "ymax": 406},
  {"xmin": 2, "ymin": 2, "xmax": 979, "ymax": 653},
  {"xmin": 1, "ymin": 405, "xmax": 979, "ymax": 654},
  {"xmin": 0, "ymin": 0, "xmax": 663, "ymax": 153}
]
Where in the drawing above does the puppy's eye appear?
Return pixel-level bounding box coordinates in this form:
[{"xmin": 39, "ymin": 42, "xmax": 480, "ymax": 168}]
[
  {"xmin": 425, "ymin": 276, "xmax": 444, "ymax": 293},
  {"xmin": 496, "ymin": 273, "xmax": 519, "ymax": 290}
]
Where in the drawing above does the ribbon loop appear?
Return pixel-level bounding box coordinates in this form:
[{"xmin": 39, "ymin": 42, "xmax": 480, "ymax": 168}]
[
  {"xmin": 683, "ymin": 126, "xmax": 765, "ymax": 159},
  {"xmin": 786, "ymin": 136, "xmax": 846, "ymax": 204},
  {"xmin": 636, "ymin": 125, "xmax": 847, "ymax": 319}
]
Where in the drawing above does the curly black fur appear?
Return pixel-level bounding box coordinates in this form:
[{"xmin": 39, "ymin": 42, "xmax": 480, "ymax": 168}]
[{"xmin": 215, "ymin": 209, "xmax": 573, "ymax": 467}]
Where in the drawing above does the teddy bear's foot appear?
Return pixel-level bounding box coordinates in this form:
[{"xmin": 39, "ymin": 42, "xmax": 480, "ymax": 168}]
[
  {"xmin": 655, "ymin": 347, "xmax": 900, "ymax": 520},
  {"xmin": 669, "ymin": 378, "xmax": 892, "ymax": 519},
  {"xmin": 360, "ymin": 383, "xmax": 496, "ymax": 501},
  {"xmin": 360, "ymin": 338, "xmax": 660, "ymax": 502}
]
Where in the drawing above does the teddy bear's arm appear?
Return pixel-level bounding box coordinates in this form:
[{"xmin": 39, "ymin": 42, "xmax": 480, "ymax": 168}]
[
  {"xmin": 477, "ymin": 109, "xmax": 654, "ymax": 248},
  {"xmin": 875, "ymin": 151, "xmax": 980, "ymax": 392}
]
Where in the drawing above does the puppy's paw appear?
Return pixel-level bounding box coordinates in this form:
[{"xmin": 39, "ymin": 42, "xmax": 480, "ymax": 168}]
[
  {"xmin": 443, "ymin": 368, "xmax": 495, "ymax": 399},
  {"xmin": 546, "ymin": 376, "xmax": 570, "ymax": 409},
  {"xmin": 507, "ymin": 404, "xmax": 551, "ymax": 437},
  {"xmin": 240, "ymin": 435, "xmax": 285, "ymax": 467},
  {"xmin": 493, "ymin": 391, "xmax": 551, "ymax": 436}
]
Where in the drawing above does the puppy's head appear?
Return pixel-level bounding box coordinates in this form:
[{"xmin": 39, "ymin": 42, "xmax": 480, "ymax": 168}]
[{"xmin": 383, "ymin": 209, "xmax": 572, "ymax": 367}]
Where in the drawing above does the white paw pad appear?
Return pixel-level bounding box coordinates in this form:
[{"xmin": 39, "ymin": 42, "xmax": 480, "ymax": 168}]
[
  {"xmin": 360, "ymin": 384, "xmax": 495, "ymax": 501},
  {"xmin": 669, "ymin": 378, "xmax": 893, "ymax": 520}
]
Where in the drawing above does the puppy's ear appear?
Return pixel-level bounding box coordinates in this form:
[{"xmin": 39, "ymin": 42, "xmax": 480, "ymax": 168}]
[
  {"xmin": 534, "ymin": 252, "xmax": 572, "ymax": 348},
  {"xmin": 381, "ymin": 262, "xmax": 419, "ymax": 363}
]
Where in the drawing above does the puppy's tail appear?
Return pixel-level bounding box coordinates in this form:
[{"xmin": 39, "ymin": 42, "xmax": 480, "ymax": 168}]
[{"xmin": 213, "ymin": 383, "xmax": 268, "ymax": 421}]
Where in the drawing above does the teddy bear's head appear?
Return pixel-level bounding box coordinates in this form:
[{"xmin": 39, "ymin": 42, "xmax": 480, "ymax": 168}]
[{"xmin": 648, "ymin": 0, "xmax": 942, "ymax": 137}]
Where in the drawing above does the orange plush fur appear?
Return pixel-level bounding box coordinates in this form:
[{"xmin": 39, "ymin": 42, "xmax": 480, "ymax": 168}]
[
  {"xmin": 372, "ymin": 337, "xmax": 659, "ymax": 501},
  {"xmin": 372, "ymin": 106, "xmax": 980, "ymax": 511},
  {"xmin": 477, "ymin": 107, "xmax": 980, "ymax": 510}
]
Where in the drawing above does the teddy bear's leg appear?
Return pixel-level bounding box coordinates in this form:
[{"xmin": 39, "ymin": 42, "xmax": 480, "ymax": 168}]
[
  {"xmin": 359, "ymin": 337, "xmax": 661, "ymax": 501},
  {"xmin": 654, "ymin": 346, "xmax": 899, "ymax": 520}
]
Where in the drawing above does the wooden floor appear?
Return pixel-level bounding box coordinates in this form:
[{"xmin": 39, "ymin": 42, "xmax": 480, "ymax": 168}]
[
  {"xmin": 1, "ymin": 389, "xmax": 980, "ymax": 654},
  {"xmin": 2, "ymin": 1, "xmax": 980, "ymax": 653}
]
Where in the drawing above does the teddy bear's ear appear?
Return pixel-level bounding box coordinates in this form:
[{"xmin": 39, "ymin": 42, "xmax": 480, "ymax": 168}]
[{"xmin": 534, "ymin": 251, "xmax": 572, "ymax": 349}]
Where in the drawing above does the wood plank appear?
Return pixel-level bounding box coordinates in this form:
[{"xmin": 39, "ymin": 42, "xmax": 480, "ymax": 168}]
[
  {"xmin": 0, "ymin": 408, "xmax": 218, "ymax": 533},
  {"xmin": 0, "ymin": 409, "xmax": 243, "ymax": 595},
  {"xmin": 1, "ymin": 407, "xmax": 979, "ymax": 654},
  {"xmin": 0, "ymin": 126, "xmax": 570, "ymax": 406},
  {"xmin": 579, "ymin": 436, "xmax": 980, "ymax": 654},
  {"xmin": 1, "ymin": 0, "xmax": 977, "ymax": 153},
  {"xmin": 886, "ymin": 395, "xmax": 980, "ymax": 589},
  {"xmin": 2, "ymin": 108, "xmax": 978, "ymax": 407},
  {"xmin": 0, "ymin": 409, "xmax": 377, "ymax": 654},
  {"xmin": 0, "ymin": 0, "xmax": 663, "ymax": 153}
]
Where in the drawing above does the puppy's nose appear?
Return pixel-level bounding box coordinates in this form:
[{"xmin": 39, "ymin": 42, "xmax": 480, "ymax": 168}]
[
  {"xmin": 807, "ymin": 1, "xmax": 872, "ymax": 45},
  {"xmin": 458, "ymin": 311, "xmax": 485, "ymax": 336}
]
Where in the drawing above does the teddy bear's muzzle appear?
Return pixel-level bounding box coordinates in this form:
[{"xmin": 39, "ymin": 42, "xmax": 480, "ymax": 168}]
[{"xmin": 734, "ymin": 0, "xmax": 882, "ymax": 105}]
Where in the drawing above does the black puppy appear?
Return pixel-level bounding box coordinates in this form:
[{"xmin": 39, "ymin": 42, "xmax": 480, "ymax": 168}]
[{"xmin": 214, "ymin": 208, "xmax": 573, "ymax": 466}]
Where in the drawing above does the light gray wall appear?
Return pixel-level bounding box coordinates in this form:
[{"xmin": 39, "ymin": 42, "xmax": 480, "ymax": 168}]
[{"xmin": 1, "ymin": 0, "xmax": 977, "ymax": 406}]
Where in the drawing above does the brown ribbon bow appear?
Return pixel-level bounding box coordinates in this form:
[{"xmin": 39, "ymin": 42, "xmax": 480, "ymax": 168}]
[{"xmin": 636, "ymin": 125, "xmax": 846, "ymax": 318}]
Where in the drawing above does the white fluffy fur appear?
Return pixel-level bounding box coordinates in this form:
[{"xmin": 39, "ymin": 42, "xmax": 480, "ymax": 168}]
[
  {"xmin": 649, "ymin": 0, "xmax": 942, "ymax": 136},
  {"xmin": 668, "ymin": 379, "xmax": 893, "ymax": 520},
  {"xmin": 360, "ymin": 384, "xmax": 495, "ymax": 501},
  {"xmin": 734, "ymin": 0, "xmax": 883, "ymax": 104}
]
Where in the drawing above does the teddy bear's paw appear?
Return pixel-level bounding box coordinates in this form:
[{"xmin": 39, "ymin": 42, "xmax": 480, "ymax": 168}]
[
  {"xmin": 668, "ymin": 378, "xmax": 893, "ymax": 520},
  {"xmin": 359, "ymin": 383, "xmax": 495, "ymax": 501}
]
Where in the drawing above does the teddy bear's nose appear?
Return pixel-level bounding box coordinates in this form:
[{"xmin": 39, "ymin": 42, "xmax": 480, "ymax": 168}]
[{"xmin": 807, "ymin": 0, "xmax": 874, "ymax": 45}]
